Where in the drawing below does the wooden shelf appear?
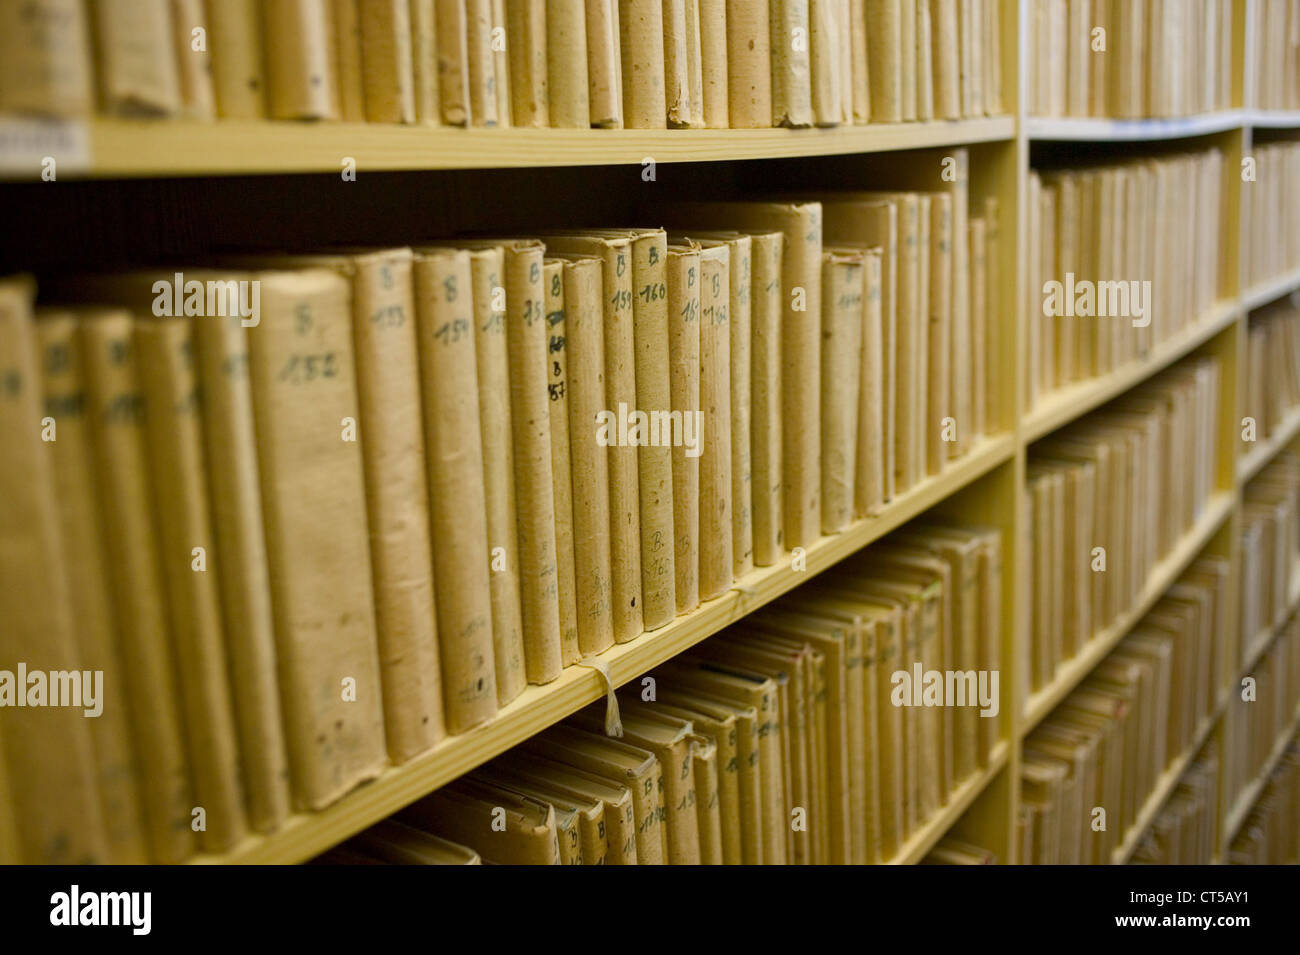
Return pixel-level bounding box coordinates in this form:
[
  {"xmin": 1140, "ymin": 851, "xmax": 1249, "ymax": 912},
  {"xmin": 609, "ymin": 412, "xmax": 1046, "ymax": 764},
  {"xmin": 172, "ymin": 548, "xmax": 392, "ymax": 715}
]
[
  {"xmin": 0, "ymin": 115, "xmax": 1016, "ymax": 180},
  {"xmin": 1023, "ymin": 492, "xmax": 1235, "ymax": 731},
  {"xmin": 1112, "ymin": 709, "xmax": 1221, "ymax": 864},
  {"xmin": 1223, "ymin": 703, "xmax": 1300, "ymax": 843},
  {"xmin": 188, "ymin": 434, "xmax": 1015, "ymax": 864},
  {"xmin": 1240, "ymin": 266, "xmax": 1300, "ymax": 312},
  {"xmin": 891, "ymin": 742, "xmax": 1009, "ymax": 865},
  {"xmin": 1023, "ymin": 301, "xmax": 1239, "ymax": 444},
  {"xmin": 1026, "ymin": 111, "xmax": 1247, "ymax": 142},
  {"xmin": 1240, "ymin": 407, "xmax": 1300, "ymax": 484},
  {"xmin": 1237, "ymin": 570, "xmax": 1300, "ymax": 688},
  {"xmin": 1246, "ymin": 109, "xmax": 1300, "ymax": 128}
]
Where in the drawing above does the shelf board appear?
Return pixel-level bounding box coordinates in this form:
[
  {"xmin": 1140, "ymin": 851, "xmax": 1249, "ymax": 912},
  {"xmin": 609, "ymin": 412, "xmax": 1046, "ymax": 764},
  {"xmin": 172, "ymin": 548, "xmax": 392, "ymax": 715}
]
[
  {"xmin": 1246, "ymin": 109, "xmax": 1300, "ymax": 128},
  {"xmin": 1237, "ymin": 570, "xmax": 1300, "ymax": 687},
  {"xmin": 0, "ymin": 115, "xmax": 1016, "ymax": 180},
  {"xmin": 189, "ymin": 433, "xmax": 1014, "ymax": 864},
  {"xmin": 1023, "ymin": 492, "xmax": 1234, "ymax": 731},
  {"xmin": 1023, "ymin": 301, "xmax": 1239, "ymax": 444},
  {"xmin": 1026, "ymin": 111, "xmax": 1246, "ymax": 142},
  {"xmin": 1239, "ymin": 407, "xmax": 1300, "ymax": 484},
  {"xmin": 1240, "ymin": 266, "xmax": 1300, "ymax": 312},
  {"xmin": 1223, "ymin": 703, "xmax": 1300, "ymax": 843},
  {"xmin": 891, "ymin": 741, "xmax": 1009, "ymax": 865},
  {"xmin": 1111, "ymin": 709, "xmax": 1221, "ymax": 864}
]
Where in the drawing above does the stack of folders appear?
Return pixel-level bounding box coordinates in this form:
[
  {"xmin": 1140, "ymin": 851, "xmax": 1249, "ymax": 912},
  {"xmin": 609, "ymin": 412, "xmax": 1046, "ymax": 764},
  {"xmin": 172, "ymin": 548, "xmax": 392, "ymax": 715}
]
[
  {"xmin": 322, "ymin": 519, "xmax": 1003, "ymax": 864},
  {"xmin": 0, "ymin": 186, "xmax": 999, "ymax": 862},
  {"xmin": 1224, "ymin": 612, "xmax": 1300, "ymax": 817},
  {"xmin": 1018, "ymin": 556, "xmax": 1229, "ymax": 865},
  {"xmin": 1248, "ymin": 0, "xmax": 1300, "ymax": 112},
  {"xmin": 1128, "ymin": 740, "xmax": 1219, "ymax": 865},
  {"xmin": 1245, "ymin": 301, "xmax": 1300, "ymax": 443},
  {"xmin": 1240, "ymin": 455, "xmax": 1300, "ymax": 665},
  {"xmin": 1025, "ymin": 148, "xmax": 1224, "ymax": 414},
  {"xmin": 1228, "ymin": 741, "xmax": 1300, "ymax": 865},
  {"xmin": 1027, "ymin": 0, "xmax": 1233, "ymax": 119},
  {"xmin": 1242, "ymin": 143, "xmax": 1300, "ymax": 292},
  {"xmin": 0, "ymin": 0, "xmax": 1005, "ymax": 129},
  {"xmin": 1024, "ymin": 357, "xmax": 1222, "ymax": 700},
  {"xmin": 920, "ymin": 836, "xmax": 997, "ymax": 864}
]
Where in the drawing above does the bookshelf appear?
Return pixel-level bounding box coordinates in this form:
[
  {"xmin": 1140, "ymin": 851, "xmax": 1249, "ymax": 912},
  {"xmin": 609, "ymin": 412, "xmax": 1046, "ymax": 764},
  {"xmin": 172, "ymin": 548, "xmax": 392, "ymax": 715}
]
[{"xmin": 7, "ymin": 0, "xmax": 1300, "ymax": 867}]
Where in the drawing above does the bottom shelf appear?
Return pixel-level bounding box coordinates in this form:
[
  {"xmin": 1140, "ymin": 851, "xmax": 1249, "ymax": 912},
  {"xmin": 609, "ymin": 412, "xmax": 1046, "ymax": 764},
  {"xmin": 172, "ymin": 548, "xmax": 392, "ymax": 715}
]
[
  {"xmin": 1223, "ymin": 702, "xmax": 1300, "ymax": 843},
  {"xmin": 1111, "ymin": 709, "xmax": 1221, "ymax": 864},
  {"xmin": 893, "ymin": 742, "xmax": 1009, "ymax": 865}
]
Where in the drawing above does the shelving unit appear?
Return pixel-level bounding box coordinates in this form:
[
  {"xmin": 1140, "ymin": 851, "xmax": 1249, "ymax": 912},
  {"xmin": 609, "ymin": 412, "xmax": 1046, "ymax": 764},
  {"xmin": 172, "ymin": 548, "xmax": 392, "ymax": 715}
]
[{"xmin": 9, "ymin": 0, "xmax": 1300, "ymax": 866}]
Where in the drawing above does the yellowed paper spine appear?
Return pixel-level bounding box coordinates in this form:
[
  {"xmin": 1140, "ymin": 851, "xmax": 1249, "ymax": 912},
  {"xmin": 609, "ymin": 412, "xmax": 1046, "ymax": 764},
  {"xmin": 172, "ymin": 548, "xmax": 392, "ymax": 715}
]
[
  {"xmin": 866, "ymin": 0, "xmax": 902, "ymax": 121},
  {"xmin": 667, "ymin": 245, "xmax": 702, "ymax": 613},
  {"xmin": 410, "ymin": 0, "xmax": 442, "ymax": 123},
  {"xmin": 849, "ymin": 0, "xmax": 870, "ymax": 121},
  {"xmin": 698, "ymin": 0, "xmax": 728, "ymax": 126},
  {"xmin": 930, "ymin": 0, "xmax": 959, "ymax": 118},
  {"xmin": 331, "ymin": 0, "xmax": 366, "ymax": 118},
  {"xmin": 585, "ymin": 0, "xmax": 624, "ymax": 126},
  {"xmin": 821, "ymin": 250, "xmax": 865, "ymax": 533},
  {"xmin": 435, "ymin": 0, "xmax": 472, "ymax": 124},
  {"xmin": 626, "ymin": 232, "xmax": 677, "ymax": 628},
  {"xmin": 898, "ymin": 0, "xmax": 916, "ymax": 119},
  {"xmin": 684, "ymin": 0, "xmax": 706, "ymax": 126},
  {"xmin": 414, "ymin": 251, "xmax": 499, "ymax": 730},
  {"xmin": 171, "ymin": 0, "xmax": 217, "ymax": 118},
  {"xmin": 507, "ymin": 0, "xmax": 550, "ymax": 125},
  {"xmin": 914, "ymin": 0, "xmax": 933, "ymax": 119},
  {"xmin": 561, "ymin": 257, "xmax": 615, "ymax": 654},
  {"xmin": 192, "ymin": 306, "xmax": 291, "ymax": 833},
  {"xmin": 809, "ymin": 0, "xmax": 843, "ymax": 124},
  {"xmin": 0, "ymin": 0, "xmax": 94, "ymax": 117},
  {"xmin": 35, "ymin": 313, "xmax": 149, "ymax": 862},
  {"xmin": 136, "ymin": 317, "xmax": 247, "ymax": 852},
  {"xmin": 663, "ymin": 0, "xmax": 692, "ymax": 125},
  {"xmin": 771, "ymin": 0, "xmax": 813, "ymax": 125},
  {"xmin": 504, "ymin": 243, "xmax": 564, "ymax": 681},
  {"xmin": 261, "ymin": 0, "xmax": 338, "ymax": 118},
  {"xmin": 782, "ymin": 204, "xmax": 823, "ymax": 549},
  {"xmin": 688, "ymin": 735, "xmax": 722, "ymax": 863},
  {"xmin": 544, "ymin": 260, "xmax": 582, "ymax": 665},
  {"xmin": 699, "ymin": 245, "xmax": 734, "ymax": 599},
  {"xmin": 857, "ymin": 250, "xmax": 886, "ymax": 515},
  {"xmin": 0, "ymin": 291, "xmax": 109, "ymax": 865},
  {"xmin": 93, "ymin": 0, "xmax": 182, "ymax": 115},
  {"xmin": 492, "ymin": 0, "xmax": 511, "ymax": 122},
  {"xmin": 927, "ymin": 192, "xmax": 952, "ymax": 476},
  {"xmin": 248, "ymin": 271, "xmax": 387, "ymax": 808},
  {"xmin": 350, "ymin": 251, "xmax": 446, "ymax": 760},
  {"xmin": 726, "ymin": 236, "xmax": 754, "ymax": 577},
  {"xmin": 468, "ymin": 248, "xmax": 528, "ymax": 702},
  {"xmin": 205, "ymin": 0, "xmax": 266, "ymax": 118},
  {"xmin": 725, "ymin": 0, "xmax": 771, "ymax": 127},
  {"xmin": 619, "ymin": 0, "xmax": 667, "ymax": 127},
  {"xmin": 467, "ymin": 0, "xmax": 501, "ymax": 124},
  {"xmin": 750, "ymin": 231, "xmax": 784, "ymax": 564},
  {"xmin": 359, "ymin": 0, "xmax": 417, "ymax": 122},
  {"xmin": 546, "ymin": 0, "xmax": 591, "ymax": 126},
  {"xmin": 79, "ymin": 309, "xmax": 193, "ymax": 862}
]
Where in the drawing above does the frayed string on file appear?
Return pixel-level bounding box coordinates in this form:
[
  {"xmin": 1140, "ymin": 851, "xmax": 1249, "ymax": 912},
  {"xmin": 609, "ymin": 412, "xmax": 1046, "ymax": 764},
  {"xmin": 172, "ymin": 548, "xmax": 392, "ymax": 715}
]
[{"xmin": 576, "ymin": 656, "xmax": 623, "ymax": 738}]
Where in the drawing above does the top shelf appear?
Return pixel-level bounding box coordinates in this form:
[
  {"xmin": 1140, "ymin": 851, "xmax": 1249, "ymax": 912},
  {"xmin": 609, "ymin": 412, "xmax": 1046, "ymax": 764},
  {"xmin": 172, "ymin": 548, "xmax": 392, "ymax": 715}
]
[
  {"xmin": 1027, "ymin": 109, "xmax": 1300, "ymax": 142},
  {"xmin": 0, "ymin": 115, "xmax": 1015, "ymax": 181}
]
